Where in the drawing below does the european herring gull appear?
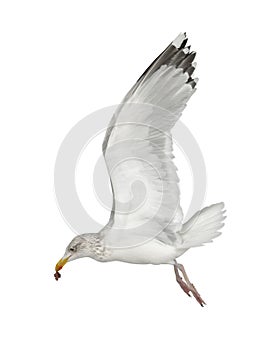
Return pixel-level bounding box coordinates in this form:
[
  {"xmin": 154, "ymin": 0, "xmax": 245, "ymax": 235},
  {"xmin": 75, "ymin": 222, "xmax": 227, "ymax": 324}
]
[{"xmin": 55, "ymin": 33, "xmax": 226, "ymax": 306}]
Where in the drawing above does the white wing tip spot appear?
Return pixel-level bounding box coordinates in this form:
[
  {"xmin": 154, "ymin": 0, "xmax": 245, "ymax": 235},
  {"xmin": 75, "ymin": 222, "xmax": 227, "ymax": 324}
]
[{"xmin": 172, "ymin": 32, "xmax": 186, "ymax": 48}]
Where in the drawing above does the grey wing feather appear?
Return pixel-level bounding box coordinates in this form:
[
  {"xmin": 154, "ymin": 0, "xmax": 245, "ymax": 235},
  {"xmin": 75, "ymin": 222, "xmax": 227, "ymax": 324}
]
[
  {"xmin": 103, "ymin": 33, "xmax": 197, "ymax": 154},
  {"xmin": 102, "ymin": 33, "xmax": 198, "ymax": 246}
]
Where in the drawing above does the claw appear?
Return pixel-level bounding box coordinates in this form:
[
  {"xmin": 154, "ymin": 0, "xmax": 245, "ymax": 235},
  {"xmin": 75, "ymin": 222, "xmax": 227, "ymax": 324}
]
[{"xmin": 189, "ymin": 283, "xmax": 206, "ymax": 306}]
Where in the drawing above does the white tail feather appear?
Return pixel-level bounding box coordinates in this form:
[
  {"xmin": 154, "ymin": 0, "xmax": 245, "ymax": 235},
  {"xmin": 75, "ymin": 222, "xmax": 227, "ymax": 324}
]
[{"xmin": 179, "ymin": 203, "xmax": 226, "ymax": 250}]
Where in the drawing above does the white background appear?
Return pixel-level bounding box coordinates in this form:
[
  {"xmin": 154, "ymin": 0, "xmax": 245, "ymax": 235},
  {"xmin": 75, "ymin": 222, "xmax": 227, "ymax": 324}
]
[{"xmin": 1, "ymin": 1, "xmax": 261, "ymax": 349}]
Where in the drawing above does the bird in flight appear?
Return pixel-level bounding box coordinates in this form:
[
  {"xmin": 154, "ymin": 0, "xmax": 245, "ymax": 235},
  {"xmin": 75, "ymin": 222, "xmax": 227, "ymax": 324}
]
[{"xmin": 55, "ymin": 33, "xmax": 226, "ymax": 306}]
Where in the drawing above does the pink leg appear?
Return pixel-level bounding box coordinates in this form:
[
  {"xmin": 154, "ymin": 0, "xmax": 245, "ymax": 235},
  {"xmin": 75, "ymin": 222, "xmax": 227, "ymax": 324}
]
[
  {"xmin": 174, "ymin": 264, "xmax": 191, "ymax": 297},
  {"xmin": 174, "ymin": 262, "xmax": 206, "ymax": 307}
]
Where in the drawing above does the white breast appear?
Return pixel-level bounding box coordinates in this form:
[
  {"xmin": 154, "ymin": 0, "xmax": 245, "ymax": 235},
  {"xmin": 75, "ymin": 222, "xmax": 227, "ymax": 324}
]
[{"xmin": 106, "ymin": 239, "xmax": 176, "ymax": 265}]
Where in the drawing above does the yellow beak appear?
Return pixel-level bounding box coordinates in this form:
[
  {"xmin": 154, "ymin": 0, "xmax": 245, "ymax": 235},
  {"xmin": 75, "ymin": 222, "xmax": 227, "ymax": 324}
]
[{"xmin": 55, "ymin": 256, "xmax": 70, "ymax": 272}]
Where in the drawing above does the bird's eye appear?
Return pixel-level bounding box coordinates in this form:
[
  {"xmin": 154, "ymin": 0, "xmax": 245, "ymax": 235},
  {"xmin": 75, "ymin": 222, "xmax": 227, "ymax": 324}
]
[{"xmin": 69, "ymin": 247, "xmax": 76, "ymax": 252}]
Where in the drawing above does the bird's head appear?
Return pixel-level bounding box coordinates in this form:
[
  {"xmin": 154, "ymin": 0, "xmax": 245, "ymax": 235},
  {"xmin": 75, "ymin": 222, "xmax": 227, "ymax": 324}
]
[{"xmin": 55, "ymin": 234, "xmax": 96, "ymax": 275}]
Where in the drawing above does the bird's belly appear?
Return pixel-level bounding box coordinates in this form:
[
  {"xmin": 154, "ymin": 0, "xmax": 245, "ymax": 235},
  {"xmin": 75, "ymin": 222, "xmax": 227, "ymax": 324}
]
[{"xmin": 107, "ymin": 240, "xmax": 176, "ymax": 265}]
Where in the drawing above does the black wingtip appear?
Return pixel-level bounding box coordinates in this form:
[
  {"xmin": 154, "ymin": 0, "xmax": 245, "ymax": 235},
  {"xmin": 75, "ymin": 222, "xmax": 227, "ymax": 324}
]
[
  {"xmin": 180, "ymin": 38, "xmax": 188, "ymax": 49},
  {"xmin": 187, "ymin": 78, "xmax": 198, "ymax": 89}
]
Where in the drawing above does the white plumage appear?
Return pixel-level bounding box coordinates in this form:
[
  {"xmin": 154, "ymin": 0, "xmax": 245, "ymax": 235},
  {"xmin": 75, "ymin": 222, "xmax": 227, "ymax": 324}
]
[
  {"xmin": 55, "ymin": 33, "xmax": 226, "ymax": 306},
  {"xmin": 181, "ymin": 203, "xmax": 226, "ymax": 248}
]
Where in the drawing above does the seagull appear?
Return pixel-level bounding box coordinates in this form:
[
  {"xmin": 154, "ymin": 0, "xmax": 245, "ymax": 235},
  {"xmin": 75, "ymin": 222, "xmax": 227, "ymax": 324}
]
[{"xmin": 55, "ymin": 33, "xmax": 226, "ymax": 306}]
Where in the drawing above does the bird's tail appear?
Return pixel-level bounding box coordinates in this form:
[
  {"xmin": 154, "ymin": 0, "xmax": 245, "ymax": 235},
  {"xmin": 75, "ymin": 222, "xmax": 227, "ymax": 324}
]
[{"xmin": 178, "ymin": 203, "xmax": 226, "ymax": 250}]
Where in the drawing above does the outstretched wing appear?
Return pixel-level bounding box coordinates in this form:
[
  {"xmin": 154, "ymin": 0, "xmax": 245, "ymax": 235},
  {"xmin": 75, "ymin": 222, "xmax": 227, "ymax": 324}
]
[{"xmin": 102, "ymin": 33, "xmax": 197, "ymax": 247}]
